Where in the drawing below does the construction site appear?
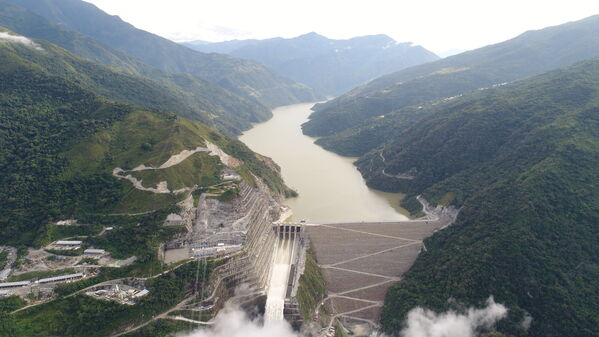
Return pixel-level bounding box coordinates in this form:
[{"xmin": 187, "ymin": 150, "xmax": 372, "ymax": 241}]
[{"xmin": 85, "ymin": 279, "xmax": 149, "ymax": 305}]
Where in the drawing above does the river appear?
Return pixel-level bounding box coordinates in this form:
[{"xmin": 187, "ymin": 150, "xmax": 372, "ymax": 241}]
[{"xmin": 240, "ymin": 102, "xmax": 408, "ymax": 223}]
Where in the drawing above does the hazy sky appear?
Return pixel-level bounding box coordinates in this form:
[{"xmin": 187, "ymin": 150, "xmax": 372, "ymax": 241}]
[{"xmin": 84, "ymin": 0, "xmax": 599, "ymax": 54}]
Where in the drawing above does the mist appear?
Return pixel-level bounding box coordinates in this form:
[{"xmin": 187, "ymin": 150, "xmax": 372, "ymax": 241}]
[
  {"xmin": 181, "ymin": 296, "xmax": 506, "ymax": 337},
  {"xmin": 180, "ymin": 304, "xmax": 298, "ymax": 337},
  {"xmin": 0, "ymin": 32, "xmax": 44, "ymax": 50},
  {"xmin": 400, "ymin": 297, "xmax": 508, "ymax": 337}
]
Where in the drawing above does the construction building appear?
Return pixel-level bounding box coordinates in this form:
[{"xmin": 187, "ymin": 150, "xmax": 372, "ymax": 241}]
[
  {"xmin": 0, "ymin": 281, "xmax": 30, "ymax": 289},
  {"xmin": 84, "ymin": 249, "xmax": 106, "ymax": 255},
  {"xmin": 37, "ymin": 273, "xmax": 83, "ymax": 284}
]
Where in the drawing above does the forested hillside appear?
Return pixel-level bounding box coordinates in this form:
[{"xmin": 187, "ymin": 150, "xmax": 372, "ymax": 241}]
[
  {"xmin": 0, "ymin": 30, "xmax": 289, "ymax": 246},
  {"xmin": 356, "ymin": 58, "xmax": 599, "ymax": 337},
  {"xmin": 303, "ymin": 14, "xmax": 599, "ymax": 152},
  {"xmin": 184, "ymin": 32, "xmax": 439, "ymax": 96},
  {"xmin": 6, "ymin": 0, "xmax": 323, "ymax": 108},
  {"xmin": 0, "ymin": 1, "xmax": 274, "ymax": 134}
]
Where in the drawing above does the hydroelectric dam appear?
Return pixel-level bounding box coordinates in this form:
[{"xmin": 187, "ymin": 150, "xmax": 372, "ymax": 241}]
[
  {"xmin": 160, "ymin": 176, "xmax": 457, "ymax": 335},
  {"xmin": 265, "ymin": 223, "xmax": 305, "ymax": 324}
]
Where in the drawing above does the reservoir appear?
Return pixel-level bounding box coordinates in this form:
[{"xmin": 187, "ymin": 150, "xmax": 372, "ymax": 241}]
[{"xmin": 240, "ymin": 102, "xmax": 408, "ymax": 223}]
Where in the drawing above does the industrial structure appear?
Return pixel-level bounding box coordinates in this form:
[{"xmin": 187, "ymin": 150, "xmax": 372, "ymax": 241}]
[
  {"xmin": 0, "ymin": 281, "xmax": 30, "ymax": 289},
  {"xmin": 38, "ymin": 273, "xmax": 83, "ymax": 284},
  {"xmin": 86, "ymin": 281, "xmax": 149, "ymax": 305}
]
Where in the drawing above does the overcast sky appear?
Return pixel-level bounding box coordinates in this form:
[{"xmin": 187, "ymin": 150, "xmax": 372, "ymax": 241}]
[{"xmin": 84, "ymin": 0, "xmax": 599, "ymax": 55}]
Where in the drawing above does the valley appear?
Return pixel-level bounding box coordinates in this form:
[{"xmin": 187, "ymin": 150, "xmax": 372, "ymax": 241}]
[
  {"xmin": 1, "ymin": 2, "xmax": 598, "ymax": 337},
  {"xmin": 240, "ymin": 103, "xmax": 409, "ymax": 223}
]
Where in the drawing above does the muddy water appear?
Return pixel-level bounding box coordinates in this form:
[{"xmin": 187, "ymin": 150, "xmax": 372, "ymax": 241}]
[{"xmin": 240, "ymin": 103, "xmax": 408, "ymax": 223}]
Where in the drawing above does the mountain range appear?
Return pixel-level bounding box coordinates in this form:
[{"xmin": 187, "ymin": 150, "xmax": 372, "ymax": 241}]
[
  {"xmin": 4, "ymin": 0, "xmax": 322, "ymax": 110},
  {"xmin": 184, "ymin": 32, "xmax": 439, "ymax": 96},
  {"xmin": 303, "ymin": 14, "xmax": 599, "ymax": 153}
]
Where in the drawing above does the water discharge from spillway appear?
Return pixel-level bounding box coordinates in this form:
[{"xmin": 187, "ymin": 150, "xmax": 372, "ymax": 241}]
[{"xmin": 264, "ymin": 233, "xmax": 294, "ymax": 323}]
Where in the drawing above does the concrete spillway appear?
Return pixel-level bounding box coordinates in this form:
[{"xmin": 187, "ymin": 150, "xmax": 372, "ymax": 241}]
[{"xmin": 264, "ymin": 227, "xmax": 301, "ymax": 323}]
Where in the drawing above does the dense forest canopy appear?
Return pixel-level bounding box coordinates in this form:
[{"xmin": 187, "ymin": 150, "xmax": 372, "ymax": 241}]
[{"xmin": 362, "ymin": 58, "xmax": 599, "ymax": 337}]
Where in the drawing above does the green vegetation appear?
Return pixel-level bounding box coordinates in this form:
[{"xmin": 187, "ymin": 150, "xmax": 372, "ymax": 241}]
[
  {"xmin": 296, "ymin": 248, "xmax": 327, "ymax": 321},
  {"xmin": 3, "ymin": 0, "xmax": 322, "ymax": 110},
  {"xmin": 9, "ymin": 260, "xmax": 220, "ymax": 337},
  {"xmin": 221, "ymin": 139, "xmax": 292, "ymax": 195},
  {"xmin": 0, "ymin": 250, "xmax": 8, "ymax": 269},
  {"xmin": 0, "ymin": 41, "xmax": 132, "ymax": 245},
  {"xmin": 120, "ymin": 319, "xmax": 195, "ymax": 337},
  {"xmin": 7, "ymin": 268, "xmax": 76, "ymax": 282},
  {"xmin": 372, "ymin": 59, "xmax": 599, "ymax": 336},
  {"xmin": 131, "ymin": 152, "xmax": 223, "ymax": 190},
  {"xmin": 216, "ymin": 187, "xmax": 240, "ymax": 202},
  {"xmin": 85, "ymin": 209, "xmax": 183, "ymax": 260},
  {"xmin": 0, "ymin": 297, "xmax": 25, "ymax": 337},
  {"xmin": 43, "ymin": 249, "xmax": 83, "ymax": 257},
  {"xmin": 38, "ymin": 224, "xmax": 103, "ymax": 246},
  {"xmin": 0, "ymin": 296, "xmax": 26, "ymax": 313},
  {"xmin": 303, "ymin": 14, "xmax": 599, "ymax": 154},
  {"xmin": 0, "ymin": 2, "xmax": 271, "ymax": 135},
  {"xmin": 334, "ymin": 322, "xmax": 346, "ymax": 337},
  {"xmin": 169, "ymin": 309, "xmax": 213, "ymax": 322},
  {"xmin": 0, "ymin": 33, "xmax": 289, "ymax": 246},
  {"xmin": 0, "ymin": 26, "xmax": 294, "ymax": 336}
]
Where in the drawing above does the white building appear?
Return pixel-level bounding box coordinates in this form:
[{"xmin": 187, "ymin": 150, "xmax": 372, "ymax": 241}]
[
  {"xmin": 0, "ymin": 281, "xmax": 30, "ymax": 288},
  {"xmin": 54, "ymin": 240, "xmax": 82, "ymax": 246},
  {"xmin": 84, "ymin": 249, "xmax": 106, "ymax": 255},
  {"xmin": 38, "ymin": 273, "xmax": 83, "ymax": 284}
]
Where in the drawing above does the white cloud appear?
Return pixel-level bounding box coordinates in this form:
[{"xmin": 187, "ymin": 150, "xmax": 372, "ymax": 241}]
[
  {"xmin": 180, "ymin": 296, "xmax": 508, "ymax": 337},
  {"xmin": 180, "ymin": 305, "xmax": 297, "ymax": 337},
  {"xmin": 400, "ymin": 297, "xmax": 508, "ymax": 337},
  {"xmin": 0, "ymin": 32, "xmax": 44, "ymax": 51}
]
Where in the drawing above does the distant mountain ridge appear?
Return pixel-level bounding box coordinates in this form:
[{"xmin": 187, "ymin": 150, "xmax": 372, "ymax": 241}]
[
  {"xmin": 5, "ymin": 0, "xmax": 322, "ymax": 108},
  {"xmin": 303, "ymin": 14, "xmax": 599, "ymax": 144},
  {"xmin": 184, "ymin": 32, "xmax": 439, "ymax": 95}
]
